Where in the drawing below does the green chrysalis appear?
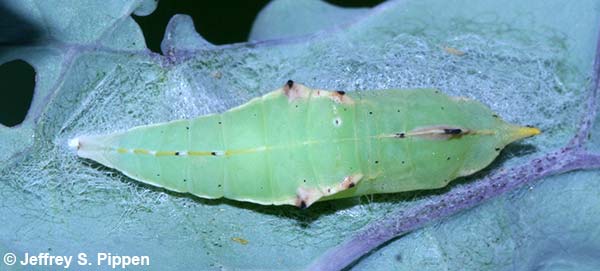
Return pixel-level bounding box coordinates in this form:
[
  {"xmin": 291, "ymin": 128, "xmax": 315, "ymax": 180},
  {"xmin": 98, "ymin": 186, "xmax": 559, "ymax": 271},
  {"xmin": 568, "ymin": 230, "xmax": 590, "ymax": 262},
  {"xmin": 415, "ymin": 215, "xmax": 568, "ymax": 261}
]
[{"xmin": 69, "ymin": 81, "xmax": 540, "ymax": 208}]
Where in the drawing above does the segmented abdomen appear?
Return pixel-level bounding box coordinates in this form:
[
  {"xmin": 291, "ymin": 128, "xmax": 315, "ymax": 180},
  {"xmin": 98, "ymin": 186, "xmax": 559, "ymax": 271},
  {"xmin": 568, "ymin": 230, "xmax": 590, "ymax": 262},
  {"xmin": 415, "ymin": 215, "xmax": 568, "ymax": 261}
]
[{"xmin": 80, "ymin": 88, "xmax": 365, "ymax": 205}]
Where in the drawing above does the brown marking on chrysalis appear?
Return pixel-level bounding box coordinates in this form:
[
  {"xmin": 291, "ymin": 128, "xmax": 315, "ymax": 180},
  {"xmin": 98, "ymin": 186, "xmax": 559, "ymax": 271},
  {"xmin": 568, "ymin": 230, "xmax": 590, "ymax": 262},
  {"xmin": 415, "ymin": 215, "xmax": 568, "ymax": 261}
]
[
  {"xmin": 283, "ymin": 80, "xmax": 311, "ymax": 102},
  {"xmin": 295, "ymin": 187, "xmax": 322, "ymax": 208},
  {"xmin": 328, "ymin": 89, "xmax": 354, "ymax": 104},
  {"xmin": 295, "ymin": 173, "xmax": 363, "ymax": 208},
  {"xmin": 340, "ymin": 174, "xmax": 364, "ymax": 189},
  {"xmin": 408, "ymin": 125, "xmax": 470, "ymax": 140},
  {"xmin": 282, "ymin": 81, "xmax": 354, "ymax": 104}
]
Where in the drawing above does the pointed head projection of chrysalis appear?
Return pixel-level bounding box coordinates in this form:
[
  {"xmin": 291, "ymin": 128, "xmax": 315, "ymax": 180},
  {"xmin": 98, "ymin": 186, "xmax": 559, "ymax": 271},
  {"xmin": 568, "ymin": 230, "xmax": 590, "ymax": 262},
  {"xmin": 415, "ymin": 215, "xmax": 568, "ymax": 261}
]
[
  {"xmin": 416, "ymin": 95, "xmax": 542, "ymax": 179},
  {"xmin": 504, "ymin": 125, "xmax": 541, "ymax": 142}
]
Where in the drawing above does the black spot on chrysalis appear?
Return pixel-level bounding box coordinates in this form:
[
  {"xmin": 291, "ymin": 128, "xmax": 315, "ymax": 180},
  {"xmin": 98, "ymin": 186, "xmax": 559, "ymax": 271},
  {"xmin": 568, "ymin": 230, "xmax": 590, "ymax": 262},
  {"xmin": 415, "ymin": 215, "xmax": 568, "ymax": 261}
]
[
  {"xmin": 444, "ymin": 128, "xmax": 462, "ymax": 135},
  {"xmin": 175, "ymin": 152, "xmax": 180, "ymax": 156},
  {"xmin": 211, "ymin": 151, "xmax": 217, "ymax": 156},
  {"xmin": 348, "ymin": 183, "xmax": 355, "ymax": 188},
  {"xmin": 336, "ymin": 91, "xmax": 346, "ymax": 95},
  {"xmin": 286, "ymin": 80, "xmax": 294, "ymax": 88}
]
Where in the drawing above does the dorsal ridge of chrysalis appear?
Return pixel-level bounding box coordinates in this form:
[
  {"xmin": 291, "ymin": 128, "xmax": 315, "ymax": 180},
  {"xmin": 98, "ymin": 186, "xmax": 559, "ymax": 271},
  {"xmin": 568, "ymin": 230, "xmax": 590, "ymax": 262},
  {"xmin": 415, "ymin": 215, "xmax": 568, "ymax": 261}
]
[{"xmin": 375, "ymin": 126, "xmax": 487, "ymax": 140}]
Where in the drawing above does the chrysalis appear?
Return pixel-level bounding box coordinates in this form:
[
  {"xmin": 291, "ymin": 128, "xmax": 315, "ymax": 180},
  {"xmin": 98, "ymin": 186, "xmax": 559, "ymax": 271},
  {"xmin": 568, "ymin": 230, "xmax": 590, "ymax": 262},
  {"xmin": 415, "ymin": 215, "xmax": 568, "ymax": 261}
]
[{"xmin": 69, "ymin": 81, "xmax": 540, "ymax": 208}]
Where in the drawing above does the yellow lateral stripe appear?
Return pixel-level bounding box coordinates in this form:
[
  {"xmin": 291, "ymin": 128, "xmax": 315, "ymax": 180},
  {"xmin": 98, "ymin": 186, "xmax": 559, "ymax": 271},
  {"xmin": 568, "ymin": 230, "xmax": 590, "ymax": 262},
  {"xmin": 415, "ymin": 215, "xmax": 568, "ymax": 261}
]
[
  {"xmin": 133, "ymin": 149, "xmax": 149, "ymax": 154},
  {"xmin": 115, "ymin": 138, "xmax": 366, "ymax": 156},
  {"xmin": 188, "ymin": 151, "xmax": 213, "ymax": 156},
  {"xmin": 155, "ymin": 151, "xmax": 175, "ymax": 156}
]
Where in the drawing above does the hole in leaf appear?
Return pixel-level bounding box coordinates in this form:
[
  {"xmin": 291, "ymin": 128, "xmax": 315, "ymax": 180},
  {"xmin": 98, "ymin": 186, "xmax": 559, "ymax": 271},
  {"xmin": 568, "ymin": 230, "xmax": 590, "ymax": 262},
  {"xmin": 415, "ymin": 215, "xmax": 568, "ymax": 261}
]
[
  {"xmin": 326, "ymin": 0, "xmax": 385, "ymax": 7},
  {"xmin": 0, "ymin": 3, "xmax": 43, "ymax": 47},
  {"xmin": 133, "ymin": 1, "xmax": 271, "ymax": 53},
  {"xmin": 0, "ymin": 60, "xmax": 35, "ymax": 127},
  {"xmin": 132, "ymin": 0, "xmax": 385, "ymax": 54}
]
